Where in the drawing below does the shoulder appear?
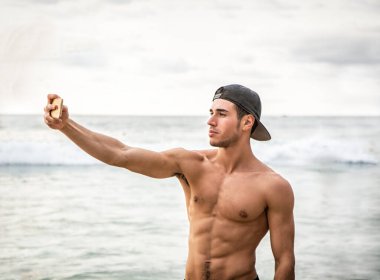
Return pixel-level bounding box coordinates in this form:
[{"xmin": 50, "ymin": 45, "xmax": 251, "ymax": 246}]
[
  {"xmin": 163, "ymin": 148, "xmax": 216, "ymax": 176},
  {"xmin": 262, "ymin": 172, "xmax": 294, "ymax": 209}
]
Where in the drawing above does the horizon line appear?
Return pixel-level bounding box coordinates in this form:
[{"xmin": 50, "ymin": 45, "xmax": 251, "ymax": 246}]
[{"xmin": 1, "ymin": 113, "xmax": 379, "ymax": 118}]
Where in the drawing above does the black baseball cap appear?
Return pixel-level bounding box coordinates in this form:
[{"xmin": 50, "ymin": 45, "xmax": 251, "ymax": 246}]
[{"xmin": 212, "ymin": 84, "xmax": 271, "ymax": 141}]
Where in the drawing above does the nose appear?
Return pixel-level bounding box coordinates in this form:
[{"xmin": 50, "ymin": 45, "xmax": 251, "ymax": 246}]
[{"xmin": 207, "ymin": 115, "xmax": 216, "ymax": 127}]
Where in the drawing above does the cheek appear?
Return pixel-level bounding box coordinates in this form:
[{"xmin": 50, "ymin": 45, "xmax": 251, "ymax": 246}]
[{"xmin": 222, "ymin": 119, "xmax": 239, "ymax": 131}]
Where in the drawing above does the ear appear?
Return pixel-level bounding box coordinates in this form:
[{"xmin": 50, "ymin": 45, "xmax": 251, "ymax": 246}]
[{"xmin": 241, "ymin": 115, "xmax": 255, "ymax": 132}]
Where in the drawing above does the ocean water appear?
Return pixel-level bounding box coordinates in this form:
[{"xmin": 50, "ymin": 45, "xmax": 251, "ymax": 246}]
[{"xmin": 0, "ymin": 115, "xmax": 379, "ymax": 280}]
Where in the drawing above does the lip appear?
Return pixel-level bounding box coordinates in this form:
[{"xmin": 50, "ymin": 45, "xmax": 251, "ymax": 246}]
[{"xmin": 208, "ymin": 129, "xmax": 218, "ymax": 137}]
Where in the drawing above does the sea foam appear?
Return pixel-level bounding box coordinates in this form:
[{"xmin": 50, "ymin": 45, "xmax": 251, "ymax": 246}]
[
  {"xmin": 259, "ymin": 136, "xmax": 378, "ymax": 166},
  {"xmin": 0, "ymin": 136, "xmax": 377, "ymax": 166}
]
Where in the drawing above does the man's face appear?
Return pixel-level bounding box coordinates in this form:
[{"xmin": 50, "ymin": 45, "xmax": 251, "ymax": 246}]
[{"xmin": 207, "ymin": 99, "xmax": 241, "ymax": 147}]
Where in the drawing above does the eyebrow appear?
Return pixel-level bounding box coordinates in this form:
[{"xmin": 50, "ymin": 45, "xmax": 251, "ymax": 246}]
[{"xmin": 210, "ymin": 108, "xmax": 229, "ymax": 113}]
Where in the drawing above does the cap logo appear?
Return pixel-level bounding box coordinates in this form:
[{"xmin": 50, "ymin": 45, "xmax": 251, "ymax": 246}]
[{"xmin": 214, "ymin": 93, "xmax": 222, "ymax": 99}]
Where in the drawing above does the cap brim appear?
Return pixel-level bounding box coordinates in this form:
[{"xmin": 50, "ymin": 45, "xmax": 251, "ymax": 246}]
[{"xmin": 251, "ymin": 119, "xmax": 271, "ymax": 141}]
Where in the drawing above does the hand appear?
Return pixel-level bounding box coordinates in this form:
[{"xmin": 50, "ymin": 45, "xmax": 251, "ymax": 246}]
[{"xmin": 44, "ymin": 94, "xmax": 69, "ymax": 130}]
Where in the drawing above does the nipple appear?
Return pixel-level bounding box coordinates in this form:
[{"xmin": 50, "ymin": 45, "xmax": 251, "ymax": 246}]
[{"xmin": 239, "ymin": 209, "xmax": 248, "ymax": 218}]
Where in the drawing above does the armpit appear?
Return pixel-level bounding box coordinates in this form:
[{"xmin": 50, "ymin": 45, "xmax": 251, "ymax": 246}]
[{"xmin": 175, "ymin": 173, "xmax": 190, "ymax": 187}]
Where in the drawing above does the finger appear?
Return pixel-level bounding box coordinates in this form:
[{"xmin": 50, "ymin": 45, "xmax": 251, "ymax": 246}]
[
  {"xmin": 47, "ymin": 93, "xmax": 61, "ymax": 104},
  {"xmin": 44, "ymin": 117, "xmax": 53, "ymax": 126},
  {"xmin": 44, "ymin": 104, "xmax": 56, "ymax": 113},
  {"xmin": 45, "ymin": 113, "xmax": 59, "ymax": 123},
  {"xmin": 62, "ymin": 105, "xmax": 68, "ymax": 113},
  {"xmin": 44, "ymin": 105, "xmax": 56, "ymax": 115},
  {"xmin": 45, "ymin": 118, "xmax": 62, "ymax": 128}
]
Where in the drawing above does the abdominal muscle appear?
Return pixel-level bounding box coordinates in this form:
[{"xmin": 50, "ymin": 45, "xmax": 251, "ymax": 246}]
[{"xmin": 184, "ymin": 212, "xmax": 268, "ymax": 280}]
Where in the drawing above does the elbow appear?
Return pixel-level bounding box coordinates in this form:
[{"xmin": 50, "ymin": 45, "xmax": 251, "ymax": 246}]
[
  {"xmin": 112, "ymin": 155, "xmax": 129, "ymax": 169},
  {"xmin": 275, "ymin": 251, "xmax": 295, "ymax": 265},
  {"xmin": 277, "ymin": 254, "xmax": 295, "ymax": 268},
  {"xmin": 106, "ymin": 146, "xmax": 130, "ymax": 168},
  {"xmin": 107, "ymin": 157, "xmax": 123, "ymax": 168},
  {"xmin": 275, "ymin": 254, "xmax": 295, "ymax": 279}
]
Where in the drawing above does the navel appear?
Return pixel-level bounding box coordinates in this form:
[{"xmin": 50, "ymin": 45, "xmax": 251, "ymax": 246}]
[
  {"xmin": 239, "ymin": 209, "xmax": 248, "ymax": 218},
  {"xmin": 193, "ymin": 196, "xmax": 199, "ymax": 202}
]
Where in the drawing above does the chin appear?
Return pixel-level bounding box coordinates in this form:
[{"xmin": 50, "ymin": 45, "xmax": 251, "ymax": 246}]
[
  {"xmin": 209, "ymin": 135, "xmax": 239, "ymax": 148},
  {"xmin": 210, "ymin": 141, "xmax": 218, "ymax": 147},
  {"xmin": 209, "ymin": 140, "xmax": 227, "ymax": 148},
  {"xmin": 209, "ymin": 139, "xmax": 218, "ymax": 147}
]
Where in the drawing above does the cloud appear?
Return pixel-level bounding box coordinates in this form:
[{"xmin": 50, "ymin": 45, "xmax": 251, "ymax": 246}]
[
  {"xmin": 358, "ymin": 0, "xmax": 380, "ymax": 10},
  {"xmin": 61, "ymin": 44, "xmax": 107, "ymax": 68},
  {"xmin": 139, "ymin": 56, "xmax": 195, "ymax": 75},
  {"xmin": 1, "ymin": 0, "xmax": 379, "ymax": 115},
  {"xmin": 107, "ymin": 0, "xmax": 135, "ymax": 5},
  {"xmin": 61, "ymin": 50, "xmax": 107, "ymax": 68},
  {"xmin": 0, "ymin": 23, "xmax": 56, "ymax": 62},
  {"xmin": 294, "ymin": 35, "xmax": 380, "ymax": 65}
]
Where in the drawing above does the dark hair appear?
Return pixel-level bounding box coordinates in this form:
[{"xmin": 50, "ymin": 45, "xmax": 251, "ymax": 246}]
[{"xmin": 234, "ymin": 104, "xmax": 258, "ymax": 134}]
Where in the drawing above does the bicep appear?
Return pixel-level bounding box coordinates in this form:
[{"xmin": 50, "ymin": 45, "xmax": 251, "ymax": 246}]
[
  {"xmin": 268, "ymin": 208, "xmax": 295, "ymax": 261},
  {"xmin": 267, "ymin": 180, "xmax": 295, "ymax": 262},
  {"xmin": 116, "ymin": 147, "xmax": 183, "ymax": 178}
]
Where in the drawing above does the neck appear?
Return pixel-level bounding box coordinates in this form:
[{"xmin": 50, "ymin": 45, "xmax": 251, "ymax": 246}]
[{"xmin": 215, "ymin": 140, "xmax": 256, "ymax": 174}]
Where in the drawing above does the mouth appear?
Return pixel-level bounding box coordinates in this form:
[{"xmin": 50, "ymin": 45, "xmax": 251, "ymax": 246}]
[{"xmin": 208, "ymin": 129, "xmax": 218, "ymax": 137}]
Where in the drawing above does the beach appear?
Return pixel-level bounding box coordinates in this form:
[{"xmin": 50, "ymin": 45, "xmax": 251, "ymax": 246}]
[{"xmin": 1, "ymin": 115, "xmax": 379, "ymax": 279}]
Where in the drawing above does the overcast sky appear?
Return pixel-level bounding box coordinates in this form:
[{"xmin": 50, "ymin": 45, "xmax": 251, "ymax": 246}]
[{"xmin": 0, "ymin": 0, "xmax": 379, "ymax": 116}]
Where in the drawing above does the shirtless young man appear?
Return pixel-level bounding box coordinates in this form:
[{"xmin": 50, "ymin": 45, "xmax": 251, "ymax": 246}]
[{"xmin": 44, "ymin": 84, "xmax": 295, "ymax": 280}]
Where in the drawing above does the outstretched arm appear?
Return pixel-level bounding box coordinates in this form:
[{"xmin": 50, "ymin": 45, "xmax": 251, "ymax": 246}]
[
  {"xmin": 44, "ymin": 94, "xmax": 183, "ymax": 178},
  {"xmin": 266, "ymin": 177, "xmax": 295, "ymax": 280}
]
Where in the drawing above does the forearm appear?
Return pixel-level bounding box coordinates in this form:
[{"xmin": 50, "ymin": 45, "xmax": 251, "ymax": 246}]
[
  {"xmin": 274, "ymin": 257, "xmax": 295, "ymax": 280},
  {"xmin": 60, "ymin": 118, "xmax": 128, "ymax": 166}
]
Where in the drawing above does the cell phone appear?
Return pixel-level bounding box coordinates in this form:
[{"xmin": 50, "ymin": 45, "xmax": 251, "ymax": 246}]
[{"xmin": 50, "ymin": 98, "xmax": 63, "ymax": 119}]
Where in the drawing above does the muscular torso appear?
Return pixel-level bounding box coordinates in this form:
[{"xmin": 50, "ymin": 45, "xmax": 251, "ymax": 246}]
[{"xmin": 176, "ymin": 150, "xmax": 275, "ymax": 280}]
